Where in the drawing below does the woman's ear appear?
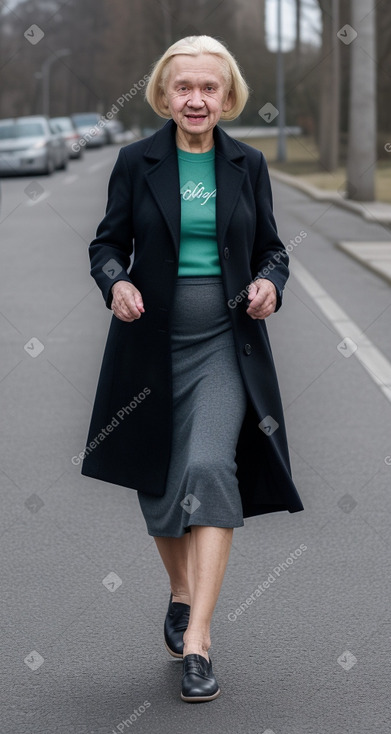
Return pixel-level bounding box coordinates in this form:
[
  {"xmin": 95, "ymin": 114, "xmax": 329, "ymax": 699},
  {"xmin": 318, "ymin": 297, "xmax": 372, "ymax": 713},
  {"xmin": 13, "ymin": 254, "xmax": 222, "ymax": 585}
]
[
  {"xmin": 160, "ymin": 89, "xmax": 170, "ymax": 113},
  {"xmin": 222, "ymin": 88, "xmax": 234, "ymax": 113}
]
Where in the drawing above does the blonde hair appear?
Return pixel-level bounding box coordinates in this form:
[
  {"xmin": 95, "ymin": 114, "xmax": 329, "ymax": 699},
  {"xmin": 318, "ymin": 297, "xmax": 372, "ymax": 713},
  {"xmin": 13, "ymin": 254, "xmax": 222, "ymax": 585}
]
[{"xmin": 145, "ymin": 35, "xmax": 249, "ymax": 121}]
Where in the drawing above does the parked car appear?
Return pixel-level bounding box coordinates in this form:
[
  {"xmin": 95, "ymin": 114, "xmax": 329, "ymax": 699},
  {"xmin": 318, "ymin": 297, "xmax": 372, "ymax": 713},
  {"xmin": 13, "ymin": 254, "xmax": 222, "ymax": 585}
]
[
  {"xmin": 0, "ymin": 116, "xmax": 67, "ymax": 175},
  {"xmin": 71, "ymin": 112, "xmax": 106, "ymax": 148},
  {"xmin": 51, "ymin": 116, "xmax": 83, "ymax": 159},
  {"xmin": 48, "ymin": 120, "xmax": 69, "ymax": 170},
  {"xmin": 104, "ymin": 118, "xmax": 124, "ymax": 144}
]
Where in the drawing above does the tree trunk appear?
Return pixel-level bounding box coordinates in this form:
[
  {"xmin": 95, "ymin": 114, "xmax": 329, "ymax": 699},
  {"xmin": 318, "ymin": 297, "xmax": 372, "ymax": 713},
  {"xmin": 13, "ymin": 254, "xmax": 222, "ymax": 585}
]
[
  {"xmin": 295, "ymin": 0, "xmax": 302, "ymax": 63},
  {"xmin": 347, "ymin": 0, "xmax": 377, "ymax": 200},
  {"xmin": 319, "ymin": 0, "xmax": 340, "ymax": 172}
]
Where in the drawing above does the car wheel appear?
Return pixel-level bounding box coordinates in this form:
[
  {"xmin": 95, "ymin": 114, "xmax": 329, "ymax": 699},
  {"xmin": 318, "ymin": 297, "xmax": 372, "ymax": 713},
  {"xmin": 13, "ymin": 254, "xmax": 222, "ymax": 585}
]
[
  {"xmin": 59, "ymin": 156, "xmax": 68, "ymax": 170},
  {"xmin": 43, "ymin": 155, "xmax": 55, "ymax": 175}
]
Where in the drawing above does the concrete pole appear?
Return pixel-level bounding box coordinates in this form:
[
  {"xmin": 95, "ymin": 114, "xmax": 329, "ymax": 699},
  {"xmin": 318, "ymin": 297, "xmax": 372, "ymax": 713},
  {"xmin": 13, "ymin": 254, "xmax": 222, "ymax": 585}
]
[{"xmin": 347, "ymin": 0, "xmax": 377, "ymax": 201}]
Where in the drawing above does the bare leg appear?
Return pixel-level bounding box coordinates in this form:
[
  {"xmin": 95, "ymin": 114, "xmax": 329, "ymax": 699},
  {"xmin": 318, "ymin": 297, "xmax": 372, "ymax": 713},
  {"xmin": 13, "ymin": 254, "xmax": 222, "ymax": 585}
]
[
  {"xmin": 183, "ymin": 525, "xmax": 233, "ymax": 662},
  {"xmin": 154, "ymin": 526, "xmax": 233, "ymax": 661},
  {"xmin": 154, "ymin": 534, "xmax": 191, "ymax": 604}
]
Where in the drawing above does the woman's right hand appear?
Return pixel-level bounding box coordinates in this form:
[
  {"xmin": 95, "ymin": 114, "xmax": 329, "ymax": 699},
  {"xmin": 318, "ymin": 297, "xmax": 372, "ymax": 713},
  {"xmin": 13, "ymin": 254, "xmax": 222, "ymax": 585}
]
[{"xmin": 111, "ymin": 281, "xmax": 145, "ymax": 322}]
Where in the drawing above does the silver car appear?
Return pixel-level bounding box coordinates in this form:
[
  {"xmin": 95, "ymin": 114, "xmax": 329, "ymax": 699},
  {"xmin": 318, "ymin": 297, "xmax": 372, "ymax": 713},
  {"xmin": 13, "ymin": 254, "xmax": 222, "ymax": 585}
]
[
  {"xmin": 71, "ymin": 113, "xmax": 106, "ymax": 148},
  {"xmin": 104, "ymin": 119, "xmax": 124, "ymax": 144},
  {"xmin": 51, "ymin": 116, "xmax": 83, "ymax": 159},
  {"xmin": 0, "ymin": 116, "xmax": 68, "ymax": 175}
]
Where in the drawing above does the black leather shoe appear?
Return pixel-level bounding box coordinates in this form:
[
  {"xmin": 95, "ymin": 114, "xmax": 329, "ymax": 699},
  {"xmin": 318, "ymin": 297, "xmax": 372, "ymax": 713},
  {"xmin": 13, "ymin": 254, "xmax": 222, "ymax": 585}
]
[
  {"xmin": 181, "ymin": 653, "xmax": 221, "ymax": 702},
  {"xmin": 164, "ymin": 593, "xmax": 190, "ymax": 658}
]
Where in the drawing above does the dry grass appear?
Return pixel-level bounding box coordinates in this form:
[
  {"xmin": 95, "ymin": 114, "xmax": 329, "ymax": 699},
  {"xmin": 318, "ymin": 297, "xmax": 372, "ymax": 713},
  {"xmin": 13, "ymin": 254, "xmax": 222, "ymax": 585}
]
[{"xmin": 237, "ymin": 135, "xmax": 391, "ymax": 204}]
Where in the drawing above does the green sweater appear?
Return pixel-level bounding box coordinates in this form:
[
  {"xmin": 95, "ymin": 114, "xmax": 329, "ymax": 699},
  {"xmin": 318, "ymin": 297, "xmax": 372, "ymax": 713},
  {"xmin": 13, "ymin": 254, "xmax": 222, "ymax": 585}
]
[{"xmin": 177, "ymin": 147, "xmax": 221, "ymax": 276}]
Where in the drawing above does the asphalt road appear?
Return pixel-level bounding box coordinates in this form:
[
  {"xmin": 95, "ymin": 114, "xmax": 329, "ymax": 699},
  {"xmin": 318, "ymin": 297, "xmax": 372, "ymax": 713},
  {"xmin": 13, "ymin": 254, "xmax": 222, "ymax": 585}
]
[{"xmin": 1, "ymin": 144, "xmax": 391, "ymax": 734}]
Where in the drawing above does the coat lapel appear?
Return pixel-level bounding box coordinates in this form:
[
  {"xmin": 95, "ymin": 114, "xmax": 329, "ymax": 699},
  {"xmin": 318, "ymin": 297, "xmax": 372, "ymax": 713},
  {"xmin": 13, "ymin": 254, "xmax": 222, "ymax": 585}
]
[
  {"xmin": 143, "ymin": 119, "xmax": 246, "ymax": 258},
  {"xmin": 144, "ymin": 121, "xmax": 181, "ymax": 258},
  {"xmin": 213, "ymin": 126, "xmax": 246, "ymax": 247}
]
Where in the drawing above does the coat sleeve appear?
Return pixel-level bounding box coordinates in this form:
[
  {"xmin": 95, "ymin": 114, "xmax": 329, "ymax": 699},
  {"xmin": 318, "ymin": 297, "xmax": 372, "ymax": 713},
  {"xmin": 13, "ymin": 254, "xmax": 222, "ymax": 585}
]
[
  {"xmin": 250, "ymin": 152, "xmax": 289, "ymax": 312},
  {"xmin": 89, "ymin": 147, "xmax": 134, "ymax": 309}
]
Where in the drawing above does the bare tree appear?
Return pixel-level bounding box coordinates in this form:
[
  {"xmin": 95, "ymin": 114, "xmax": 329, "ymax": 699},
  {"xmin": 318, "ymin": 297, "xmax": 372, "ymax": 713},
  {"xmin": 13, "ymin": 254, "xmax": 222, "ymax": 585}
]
[
  {"xmin": 318, "ymin": 0, "xmax": 340, "ymax": 171},
  {"xmin": 346, "ymin": 0, "xmax": 377, "ymax": 200},
  {"xmin": 0, "ymin": 0, "xmax": 384, "ymax": 141},
  {"xmin": 295, "ymin": 0, "xmax": 302, "ymax": 62}
]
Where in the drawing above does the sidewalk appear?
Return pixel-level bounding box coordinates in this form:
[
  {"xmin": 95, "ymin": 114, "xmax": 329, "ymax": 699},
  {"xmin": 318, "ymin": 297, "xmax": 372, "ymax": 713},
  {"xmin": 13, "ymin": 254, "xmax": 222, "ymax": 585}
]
[{"xmin": 270, "ymin": 168, "xmax": 391, "ymax": 286}]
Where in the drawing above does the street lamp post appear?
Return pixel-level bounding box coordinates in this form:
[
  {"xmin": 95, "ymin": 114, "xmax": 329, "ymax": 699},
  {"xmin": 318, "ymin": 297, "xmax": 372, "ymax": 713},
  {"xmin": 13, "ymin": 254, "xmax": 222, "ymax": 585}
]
[
  {"xmin": 276, "ymin": 0, "xmax": 287, "ymax": 162},
  {"xmin": 41, "ymin": 49, "xmax": 71, "ymax": 117}
]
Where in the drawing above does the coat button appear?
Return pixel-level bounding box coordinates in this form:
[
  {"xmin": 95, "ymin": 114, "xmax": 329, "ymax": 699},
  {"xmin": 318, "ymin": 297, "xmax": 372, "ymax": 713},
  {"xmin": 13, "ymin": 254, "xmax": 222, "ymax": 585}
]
[
  {"xmin": 243, "ymin": 343, "xmax": 252, "ymax": 355},
  {"xmin": 223, "ymin": 247, "xmax": 230, "ymax": 259}
]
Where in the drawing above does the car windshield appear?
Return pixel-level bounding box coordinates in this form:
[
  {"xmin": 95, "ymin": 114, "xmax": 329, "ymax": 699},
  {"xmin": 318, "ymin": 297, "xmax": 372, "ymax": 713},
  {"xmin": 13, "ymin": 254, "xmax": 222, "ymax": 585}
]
[
  {"xmin": 53, "ymin": 118, "xmax": 72, "ymax": 131},
  {"xmin": 72, "ymin": 114, "xmax": 99, "ymax": 125},
  {"xmin": 0, "ymin": 122, "xmax": 45, "ymax": 139}
]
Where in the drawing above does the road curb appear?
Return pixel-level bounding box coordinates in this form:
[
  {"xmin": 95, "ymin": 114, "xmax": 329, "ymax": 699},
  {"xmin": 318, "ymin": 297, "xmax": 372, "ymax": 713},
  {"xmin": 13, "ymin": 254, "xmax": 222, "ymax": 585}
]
[
  {"xmin": 336, "ymin": 241, "xmax": 391, "ymax": 286},
  {"xmin": 269, "ymin": 168, "xmax": 391, "ymax": 287},
  {"xmin": 269, "ymin": 168, "xmax": 391, "ymax": 225}
]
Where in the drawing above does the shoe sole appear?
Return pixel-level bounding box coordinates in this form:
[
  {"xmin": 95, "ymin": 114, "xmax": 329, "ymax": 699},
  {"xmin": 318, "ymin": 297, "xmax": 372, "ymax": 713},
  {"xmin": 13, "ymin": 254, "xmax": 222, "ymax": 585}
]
[
  {"xmin": 180, "ymin": 688, "xmax": 221, "ymax": 702},
  {"xmin": 164, "ymin": 639, "xmax": 183, "ymax": 659}
]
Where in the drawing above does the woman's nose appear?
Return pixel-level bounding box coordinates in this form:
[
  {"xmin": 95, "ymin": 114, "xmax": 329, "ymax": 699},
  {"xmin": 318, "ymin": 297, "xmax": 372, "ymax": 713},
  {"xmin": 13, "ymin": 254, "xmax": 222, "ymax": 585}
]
[{"xmin": 187, "ymin": 89, "xmax": 205, "ymax": 107}]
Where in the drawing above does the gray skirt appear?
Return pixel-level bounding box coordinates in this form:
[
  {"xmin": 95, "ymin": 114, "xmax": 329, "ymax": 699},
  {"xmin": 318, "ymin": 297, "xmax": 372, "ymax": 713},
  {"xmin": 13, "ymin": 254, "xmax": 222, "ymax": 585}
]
[{"xmin": 137, "ymin": 276, "xmax": 248, "ymax": 537}]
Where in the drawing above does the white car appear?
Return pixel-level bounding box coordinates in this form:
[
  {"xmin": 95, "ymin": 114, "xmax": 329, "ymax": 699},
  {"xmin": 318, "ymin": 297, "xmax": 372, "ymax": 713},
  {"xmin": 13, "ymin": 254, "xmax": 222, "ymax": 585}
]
[
  {"xmin": 71, "ymin": 112, "xmax": 106, "ymax": 148},
  {"xmin": 0, "ymin": 115, "xmax": 68, "ymax": 175},
  {"xmin": 51, "ymin": 116, "xmax": 83, "ymax": 159}
]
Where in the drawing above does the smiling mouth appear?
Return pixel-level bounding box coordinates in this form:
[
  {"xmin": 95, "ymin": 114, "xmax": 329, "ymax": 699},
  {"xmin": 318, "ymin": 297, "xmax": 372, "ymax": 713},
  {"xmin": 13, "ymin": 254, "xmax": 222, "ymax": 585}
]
[{"xmin": 186, "ymin": 114, "xmax": 207, "ymax": 119}]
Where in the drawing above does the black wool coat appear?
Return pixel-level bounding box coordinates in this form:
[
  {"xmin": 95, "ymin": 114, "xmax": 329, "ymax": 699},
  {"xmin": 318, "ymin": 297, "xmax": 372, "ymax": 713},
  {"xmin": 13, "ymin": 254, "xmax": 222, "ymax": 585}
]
[{"xmin": 81, "ymin": 119, "xmax": 304, "ymax": 518}]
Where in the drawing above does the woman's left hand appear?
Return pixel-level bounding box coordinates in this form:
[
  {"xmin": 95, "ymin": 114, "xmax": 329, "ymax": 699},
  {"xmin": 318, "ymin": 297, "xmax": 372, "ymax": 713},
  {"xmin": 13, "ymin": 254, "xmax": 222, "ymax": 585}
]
[{"xmin": 246, "ymin": 278, "xmax": 277, "ymax": 319}]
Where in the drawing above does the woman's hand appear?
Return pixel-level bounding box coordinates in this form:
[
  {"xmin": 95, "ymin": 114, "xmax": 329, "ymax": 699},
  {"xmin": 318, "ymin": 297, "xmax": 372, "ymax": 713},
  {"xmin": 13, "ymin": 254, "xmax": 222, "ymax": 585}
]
[
  {"xmin": 246, "ymin": 278, "xmax": 277, "ymax": 320},
  {"xmin": 111, "ymin": 281, "xmax": 145, "ymax": 322}
]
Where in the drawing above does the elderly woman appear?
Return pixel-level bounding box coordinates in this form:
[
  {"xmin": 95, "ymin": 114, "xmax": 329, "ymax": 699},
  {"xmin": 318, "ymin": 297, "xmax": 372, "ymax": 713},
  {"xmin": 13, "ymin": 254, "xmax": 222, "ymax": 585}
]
[{"xmin": 82, "ymin": 35, "xmax": 303, "ymax": 702}]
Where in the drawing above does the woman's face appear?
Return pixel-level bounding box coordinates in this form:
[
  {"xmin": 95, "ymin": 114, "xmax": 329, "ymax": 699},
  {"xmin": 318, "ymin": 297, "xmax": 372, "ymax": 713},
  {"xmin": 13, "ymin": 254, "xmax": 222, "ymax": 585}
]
[{"xmin": 162, "ymin": 54, "xmax": 233, "ymax": 140}]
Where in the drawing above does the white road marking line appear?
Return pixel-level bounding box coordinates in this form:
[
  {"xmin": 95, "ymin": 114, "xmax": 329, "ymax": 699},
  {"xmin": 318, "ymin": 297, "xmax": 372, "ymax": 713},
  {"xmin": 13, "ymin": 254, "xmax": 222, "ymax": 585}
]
[
  {"xmin": 290, "ymin": 257, "xmax": 391, "ymax": 403},
  {"xmin": 25, "ymin": 191, "xmax": 51, "ymax": 206},
  {"xmin": 63, "ymin": 174, "xmax": 79, "ymax": 185}
]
